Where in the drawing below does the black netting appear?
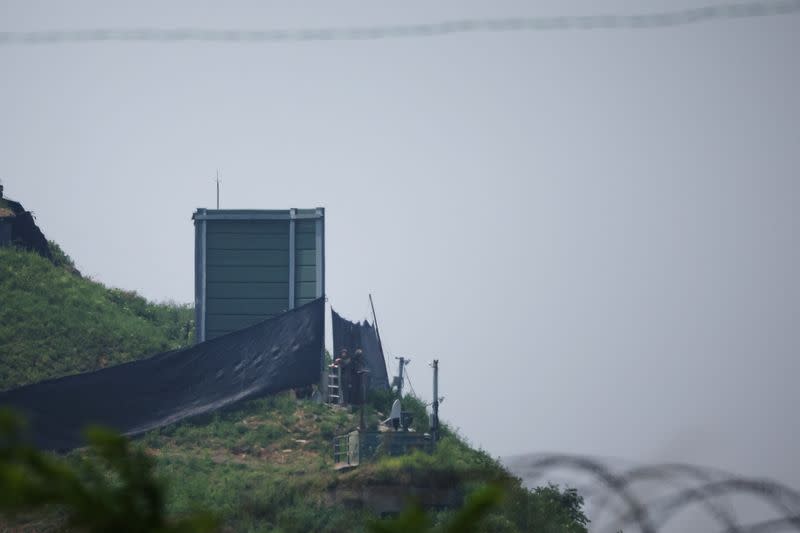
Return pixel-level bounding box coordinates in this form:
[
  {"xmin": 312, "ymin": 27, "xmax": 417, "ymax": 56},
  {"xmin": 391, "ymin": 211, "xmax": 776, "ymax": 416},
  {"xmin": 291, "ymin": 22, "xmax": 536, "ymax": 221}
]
[
  {"xmin": 0, "ymin": 298, "xmax": 325, "ymax": 450},
  {"xmin": 331, "ymin": 309, "xmax": 390, "ymax": 403}
]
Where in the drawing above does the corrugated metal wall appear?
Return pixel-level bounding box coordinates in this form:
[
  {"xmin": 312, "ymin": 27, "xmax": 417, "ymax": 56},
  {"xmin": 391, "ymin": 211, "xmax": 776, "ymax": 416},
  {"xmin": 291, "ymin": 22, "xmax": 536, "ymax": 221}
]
[{"xmin": 193, "ymin": 208, "xmax": 324, "ymax": 342}]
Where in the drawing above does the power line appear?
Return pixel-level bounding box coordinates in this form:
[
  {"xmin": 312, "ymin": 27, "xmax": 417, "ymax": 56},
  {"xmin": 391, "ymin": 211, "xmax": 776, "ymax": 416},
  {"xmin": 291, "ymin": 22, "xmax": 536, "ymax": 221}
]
[{"xmin": 1, "ymin": 0, "xmax": 798, "ymax": 46}]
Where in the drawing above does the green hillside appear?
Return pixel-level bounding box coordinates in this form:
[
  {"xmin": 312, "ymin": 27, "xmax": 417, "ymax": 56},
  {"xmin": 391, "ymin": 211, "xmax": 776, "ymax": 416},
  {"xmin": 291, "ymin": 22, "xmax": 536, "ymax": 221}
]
[
  {"xmin": 0, "ymin": 246, "xmax": 193, "ymax": 390},
  {"xmin": 0, "ymin": 244, "xmax": 588, "ymax": 532},
  {"xmin": 134, "ymin": 394, "xmax": 588, "ymax": 533}
]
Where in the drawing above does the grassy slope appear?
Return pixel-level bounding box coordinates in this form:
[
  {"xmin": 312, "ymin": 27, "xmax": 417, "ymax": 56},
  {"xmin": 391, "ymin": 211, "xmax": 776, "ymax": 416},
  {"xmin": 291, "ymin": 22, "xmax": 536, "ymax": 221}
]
[
  {"xmin": 140, "ymin": 394, "xmax": 584, "ymax": 533},
  {"xmin": 143, "ymin": 395, "xmax": 361, "ymax": 533},
  {"xmin": 0, "ymin": 247, "xmax": 193, "ymax": 390},
  {"xmin": 1, "ymin": 245, "xmax": 587, "ymax": 532}
]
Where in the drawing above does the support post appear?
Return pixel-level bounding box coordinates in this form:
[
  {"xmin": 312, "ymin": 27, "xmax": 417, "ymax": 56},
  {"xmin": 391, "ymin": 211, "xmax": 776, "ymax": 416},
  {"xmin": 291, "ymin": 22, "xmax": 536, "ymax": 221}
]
[
  {"xmin": 288, "ymin": 208, "xmax": 296, "ymax": 310},
  {"xmin": 359, "ymin": 368, "xmax": 369, "ymax": 431},
  {"xmin": 194, "ymin": 209, "xmax": 208, "ymax": 343},
  {"xmin": 369, "ymin": 294, "xmax": 386, "ymax": 362},
  {"xmin": 337, "ymin": 365, "xmax": 343, "ymax": 405},
  {"xmin": 395, "ymin": 357, "xmax": 406, "ymax": 398},
  {"xmin": 215, "ymin": 170, "xmax": 220, "ymax": 209},
  {"xmin": 315, "ymin": 208, "xmax": 326, "ymax": 402},
  {"xmin": 431, "ymin": 359, "xmax": 439, "ymax": 443}
]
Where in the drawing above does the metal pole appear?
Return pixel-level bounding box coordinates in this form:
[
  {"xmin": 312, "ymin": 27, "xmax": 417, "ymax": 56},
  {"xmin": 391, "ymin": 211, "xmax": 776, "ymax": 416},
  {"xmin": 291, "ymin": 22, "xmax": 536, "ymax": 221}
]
[
  {"xmin": 369, "ymin": 294, "xmax": 386, "ymax": 362},
  {"xmin": 316, "ymin": 208, "xmax": 326, "ymax": 402},
  {"xmin": 193, "ymin": 209, "xmax": 208, "ymax": 344},
  {"xmin": 359, "ymin": 369, "xmax": 368, "ymax": 431},
  {"xmin": 431, "ymin": 359, "xmax": 439, "ymax": 443},
  {"xmin": 288, "ymin": 208, "xmax": 296, "ymax": 309},
  {"xmin": 396, "ymin": 357, "xmax": 405, "ymax": 397},
  {"xmin": 337, "ymin": 365, "xmax": 343, "ymax": 405},
  {"xmin": 215, "ymin": 169, "xmax": 219, "ymax": 209}
]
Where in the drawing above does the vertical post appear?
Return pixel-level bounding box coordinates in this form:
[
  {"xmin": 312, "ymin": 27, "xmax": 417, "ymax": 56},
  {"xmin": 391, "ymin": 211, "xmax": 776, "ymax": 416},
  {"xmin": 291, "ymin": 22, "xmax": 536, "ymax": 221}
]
[
  {"xmin": 288, "ymin": 208, "xmax": 296, "ymax": 310},
  {"xmin": 359, "ymin": 368, "xmax": 369, "ymax": 431},
  {"xmin": 194, "ymin": 209, "xmax": 208, "ymax": 343},
  {"xmin": 368, "ymin": 294, "xmax": 386, "ymax": 362},
  {"xmin": 215, "ymin": 170, "xmax": 220, "ymax": 209},
  {"xmin": 315, "ymin": 208, "xmax": 324, "ymax": 298},
  {"xmin": 337, "ymin": 365, "xmax": 343, "ymax": 405},
  {"xmin": 431, "ymin": 359, "xmax": 439, "ymax": 443},
  {"xmin": 396, "ymin": 357, "xmax": 405, "ymax": 397},
  {"xmin": 315, "ymin": 207, "xmax": 326, "ymax": 402}
]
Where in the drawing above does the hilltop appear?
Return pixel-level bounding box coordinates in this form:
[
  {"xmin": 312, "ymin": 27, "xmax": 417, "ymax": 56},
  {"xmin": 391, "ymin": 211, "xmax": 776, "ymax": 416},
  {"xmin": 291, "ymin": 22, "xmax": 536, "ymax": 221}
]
[
  {"xmin": 0, "ymin": 243, "xmax": 588, "ymax": 532},
  {"xmin": 133, "ymin": 393, "xmax": 589, "ymax": 533},
  {"xmin": 0, "ymin": 246, "xmax": 193, "ymax": 391}
]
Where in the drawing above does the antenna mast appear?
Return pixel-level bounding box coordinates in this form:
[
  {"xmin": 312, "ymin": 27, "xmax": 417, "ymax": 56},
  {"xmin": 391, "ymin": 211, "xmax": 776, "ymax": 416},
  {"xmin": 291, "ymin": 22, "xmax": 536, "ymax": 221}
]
[
  {"xmin": 394, "ymin": 356, "xmax": 408, "ymax": 398},
  {"xmin": 215, "ymin": 169, "xmax": 220, "ymax": 209},
  {"xmin": 368, "ymin": 294, "xmax": 386, "ymax": 363},
  {"xmin": 431, "ymin": 359, "xmax": 439, "ymax": 443}
]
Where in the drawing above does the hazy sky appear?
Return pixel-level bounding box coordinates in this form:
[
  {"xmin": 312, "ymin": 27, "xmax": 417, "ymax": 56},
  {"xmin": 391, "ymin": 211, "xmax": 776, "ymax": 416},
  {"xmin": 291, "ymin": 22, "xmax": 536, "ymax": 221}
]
[{"xmin": 2, "ymin": 0, "xmax": 798, "ymax": 515}]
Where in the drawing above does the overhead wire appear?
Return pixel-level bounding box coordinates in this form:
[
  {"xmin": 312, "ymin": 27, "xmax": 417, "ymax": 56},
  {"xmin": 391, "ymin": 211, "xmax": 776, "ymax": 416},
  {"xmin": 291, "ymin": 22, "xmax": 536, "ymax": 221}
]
[{"xmin": 1, "ymin": 0, "xmax": 798, "ymax": 46}]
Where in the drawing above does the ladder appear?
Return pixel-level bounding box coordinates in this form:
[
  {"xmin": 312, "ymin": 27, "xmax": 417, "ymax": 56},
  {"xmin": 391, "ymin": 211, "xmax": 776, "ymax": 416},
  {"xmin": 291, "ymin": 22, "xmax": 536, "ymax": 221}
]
[{"xmin": 327, "ymin": 364, "xmax": 343, "ymax": 405}]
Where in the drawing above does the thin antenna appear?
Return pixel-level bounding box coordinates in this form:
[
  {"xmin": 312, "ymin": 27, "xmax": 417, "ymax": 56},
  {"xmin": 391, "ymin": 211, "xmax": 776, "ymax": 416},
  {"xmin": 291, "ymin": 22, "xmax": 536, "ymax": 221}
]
[
  {"xmin": 215, "ymin": 169, "xmax": 220, "ymax": 209},
  {"xmin": 368, "ymin": 293, "xmax": 386, "ymax": 362}
]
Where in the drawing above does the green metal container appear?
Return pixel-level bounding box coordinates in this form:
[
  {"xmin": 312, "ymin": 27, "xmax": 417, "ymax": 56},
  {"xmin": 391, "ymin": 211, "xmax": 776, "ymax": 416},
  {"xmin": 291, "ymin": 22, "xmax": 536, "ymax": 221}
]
[{"xmin": 192, "ymin": 208, "xmax": 325, "ymax": 342}]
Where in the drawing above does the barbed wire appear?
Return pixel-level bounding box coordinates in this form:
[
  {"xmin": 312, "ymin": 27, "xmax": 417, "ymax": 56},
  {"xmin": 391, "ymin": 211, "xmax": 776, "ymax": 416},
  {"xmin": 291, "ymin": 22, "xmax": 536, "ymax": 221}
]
[
  {"xmin": 504, "ymin": 453, "xmax": 800, "ymax": 533},
  {"xmin": 1, "ymin": 0, "xmax": 799, "ymax": 46}
]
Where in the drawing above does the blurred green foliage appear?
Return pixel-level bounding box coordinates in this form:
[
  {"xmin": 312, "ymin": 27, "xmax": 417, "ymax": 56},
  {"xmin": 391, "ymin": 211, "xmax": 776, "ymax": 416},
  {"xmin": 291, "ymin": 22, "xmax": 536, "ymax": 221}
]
[{"xmin": 0, "ymin": 409, "xmax": 217, "ymax": 532}]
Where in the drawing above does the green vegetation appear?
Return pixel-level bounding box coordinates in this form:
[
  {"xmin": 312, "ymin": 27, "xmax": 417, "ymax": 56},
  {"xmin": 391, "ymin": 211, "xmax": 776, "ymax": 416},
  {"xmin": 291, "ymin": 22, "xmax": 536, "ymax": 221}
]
[
  {"xmin": 0, "ymin": 247, "xmax": 193, "ymax": 390},
  {"xmin": 1, "ymin": 395, "xmax": 589, "ymax": 532},
  {"xmin": 138, "ymin": 395, "xmax": 363, "ymax": 532},
  {"xmin": 0, "ymin": 409, "xmax": 216, "ymax": 532},
  {"xmin": 128, "ymin": 393, "xmax": 587, "ymax": 533},
  {"xmin": 47, "ymin": 240, "xmax": 79, "ymax": 274},
  {"xmin": 0, "ymin": 244, "xmax": 589, "ymax": 532}
]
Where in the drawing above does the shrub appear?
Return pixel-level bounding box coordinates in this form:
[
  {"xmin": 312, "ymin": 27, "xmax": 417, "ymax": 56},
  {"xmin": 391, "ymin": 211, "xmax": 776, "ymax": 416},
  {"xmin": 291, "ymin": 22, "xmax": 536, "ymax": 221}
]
[
  {"xmin": 401, "ymin": 394, "xmax": 430, "ymax": 432},
  {"xmin": 366, "ymin": 388, "xmax": 396, "ymax": 415},
  {"xmin": 0, "ymin": 409, "xmax": 218, "ymax": 533}
]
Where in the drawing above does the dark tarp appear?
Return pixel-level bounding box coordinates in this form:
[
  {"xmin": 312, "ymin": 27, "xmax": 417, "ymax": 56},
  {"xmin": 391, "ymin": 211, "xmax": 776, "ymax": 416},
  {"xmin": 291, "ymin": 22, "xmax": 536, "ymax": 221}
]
[
  {"xmin": 0, "ymin": 196, "xmax": 52, "ymax": 260},
  {"xmin": 331, "ymin": 309, "xmax": 390, "ymax": 394},
  {"xmin": 0, "ymin": 297, "xmax": 324, "ymax": 451}
]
